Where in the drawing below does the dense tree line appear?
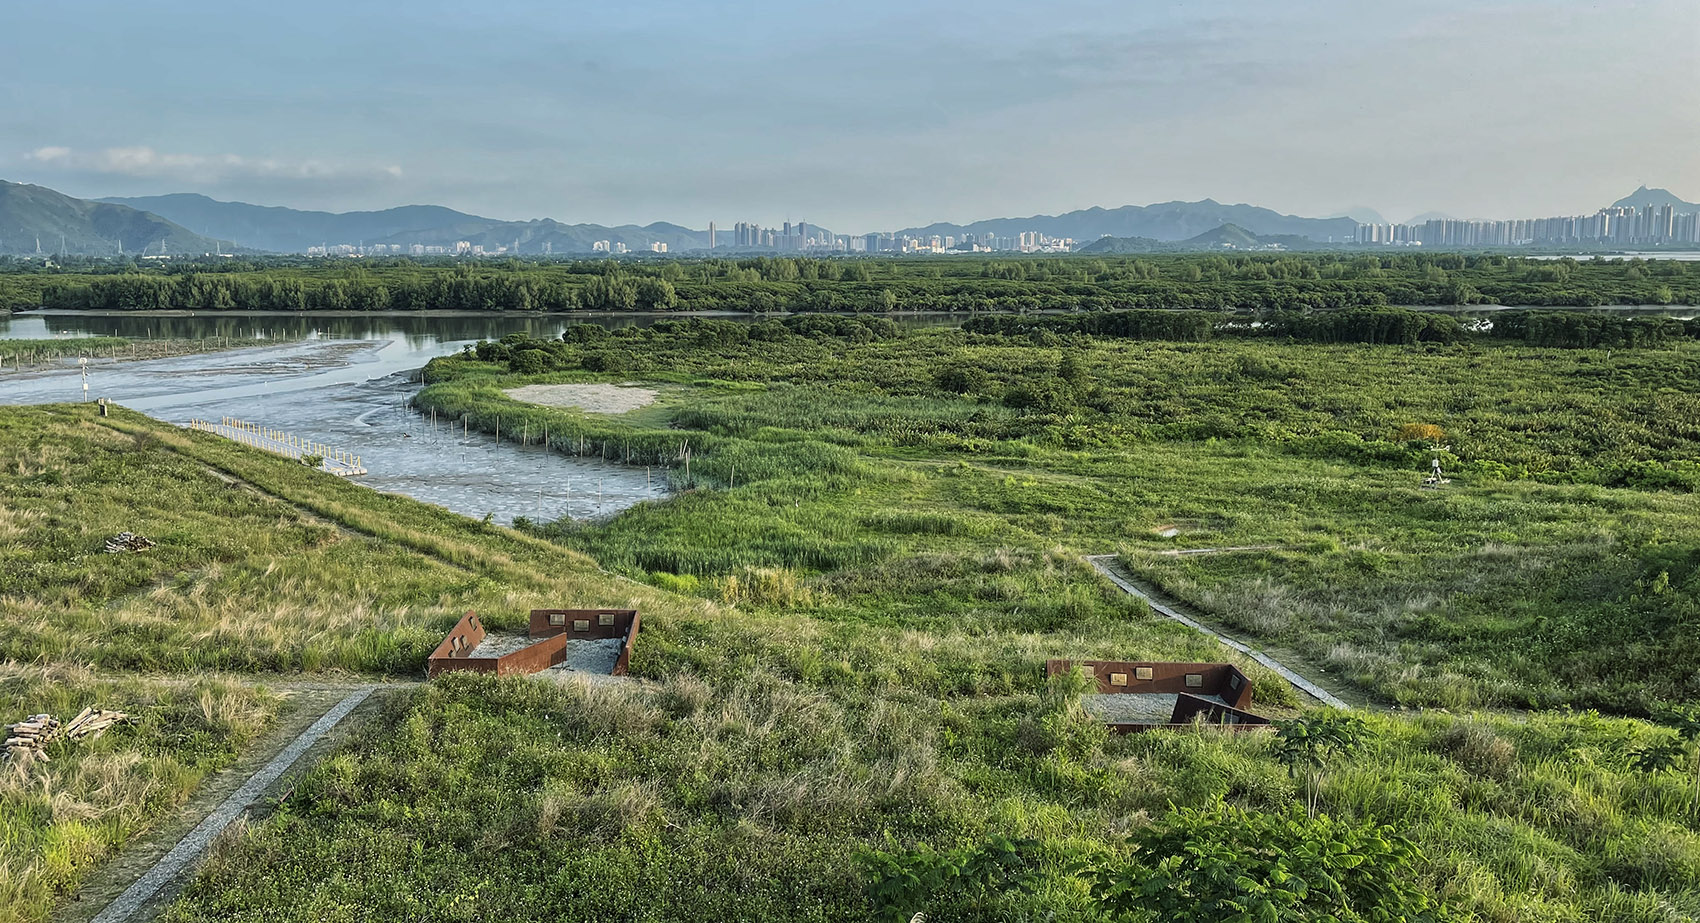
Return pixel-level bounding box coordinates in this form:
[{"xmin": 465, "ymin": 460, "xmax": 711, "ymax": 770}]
[
  {"xmin": 969, "ymin": 307, "xmax": 1700, "ymax": 348},
  {"xmin": 1489, "ymin": 310, "xmax": 1700, "ymax": 348},
  {"xmin": 968, "ymin": 307, "xmax": 1467, "ymax": 345},
  {"xmin": 15, "ymin": 251, "xmax": 1700, "ymax": 314}
]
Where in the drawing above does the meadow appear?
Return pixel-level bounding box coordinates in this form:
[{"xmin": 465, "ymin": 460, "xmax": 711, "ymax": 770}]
[
  {"xmin": 1, "ymin": 309, "xmax": 1698, "ymax": 920},
  {"xmin": 415, "ymin": 317, "xmax": 1700, "ymax": 711}
]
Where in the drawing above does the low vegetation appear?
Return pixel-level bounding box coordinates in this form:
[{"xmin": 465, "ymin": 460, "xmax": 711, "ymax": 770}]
[
  {"xmin": 4, "ymin": 304, "xmax": 1699, "ymax": 920},
  {"xmin": 415, "ymin": 319, "xmax": 1700, "ymax": 711}
]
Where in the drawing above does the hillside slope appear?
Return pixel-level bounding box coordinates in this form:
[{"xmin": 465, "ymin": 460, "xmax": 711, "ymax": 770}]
[
  {"xmin": 0, "ymin": 181, "xmax": 222, "ymax": 255},
  {"xmin": 98, "ymin": 192, "xmax": 765, "ymax": 254},
  {"xmin": 1610, "ymin": 185, "xmax": 1700, "ymax": 212}
]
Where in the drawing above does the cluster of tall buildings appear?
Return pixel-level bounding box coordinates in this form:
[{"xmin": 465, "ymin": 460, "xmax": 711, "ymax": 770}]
[
  {"xmin": 854, "ymin": 231, "xmax": 1074, "ymax": 253},
  {"xmin": 1356, "ymin": 203, "xmax": 1700, "ymax": 247},
  {"xmin": 591, "ymin": 241, "xmax": 668, "ymax": 253},
  {"xmin": 729, "ymin": 220, "xmax": 828, "ymax": 250},
  {"xmin": 715, "ymin": 219, "xmax": 1075, "ymax": 253}
]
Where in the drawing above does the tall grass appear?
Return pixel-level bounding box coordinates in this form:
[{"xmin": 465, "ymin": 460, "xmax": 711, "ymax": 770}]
[{"xmin": 0, "ymin": 664, "xmax": 275, "ymax": 923}]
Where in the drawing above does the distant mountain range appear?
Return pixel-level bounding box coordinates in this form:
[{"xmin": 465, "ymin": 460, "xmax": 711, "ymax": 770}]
[
  {"xmin": 1077, "ymin": 223, "xmax": 1317, "ymax": 254},
  {"xmin": 94, "ymin": 193, "xmax": 732, "ymax": 255},
  {"xmin": 0, "ymin": 181, "xmax": 222, "ymax": 255},
  {"xmin": 2, "ymin": 179, "xmax": 1696, "ymax": 257},
  {"xmin": 890, "ymin": 199, "xmax": 1362, "ymax": 246}
]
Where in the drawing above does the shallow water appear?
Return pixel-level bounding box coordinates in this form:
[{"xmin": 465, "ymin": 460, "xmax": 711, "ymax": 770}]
[{"xmin": 0, "ymin": 333, "xmax": 665, "ymax": 525}]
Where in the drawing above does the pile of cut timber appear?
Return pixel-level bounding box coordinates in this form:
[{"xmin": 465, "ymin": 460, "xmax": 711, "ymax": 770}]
[
  {"xmin": 4, "ymin": 707, "xmax": 131, "ymax": 768},
  {"xmin": 104, "ymin": 532, "xmax": 156, "ymax": 553}
]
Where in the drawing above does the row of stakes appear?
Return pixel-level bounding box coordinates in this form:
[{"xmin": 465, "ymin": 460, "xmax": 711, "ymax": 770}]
[{"xmin": 188, "ymin": 417, "xmax": 366, "ymax": 476}]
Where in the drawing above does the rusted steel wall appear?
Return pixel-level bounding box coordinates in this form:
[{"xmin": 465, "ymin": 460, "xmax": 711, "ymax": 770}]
[
  {"xmin": 612, "ymin": 610, "xmax": 640, "ymax": 676},
  {"xmin": 496, "ymin": 633, "xmax": 573, "ymax": 676},
  {"xmin": 1046, "ymin": 659, "xmax": 1254, "ymax": 710},
  {"xmin": 426, "ymin": 611, "xmax": 492, "ymax": 679},
  {"xmin": 529, "ymin": 609, "xmax": 638, "ymax": 641},
  {"xmin": 430, "ymin": 609, "xmax": 642, "ymax": 680}
]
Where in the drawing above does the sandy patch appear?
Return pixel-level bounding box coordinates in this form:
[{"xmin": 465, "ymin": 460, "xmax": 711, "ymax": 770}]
[{"xmin": 503, "ymin": 383, "xmax": 658, "ymax": 415}]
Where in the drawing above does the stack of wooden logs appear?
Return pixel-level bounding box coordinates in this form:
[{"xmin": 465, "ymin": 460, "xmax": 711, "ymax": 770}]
[
  {"xmin": 4, "ymin": 707, "xmax": 131, "ymax": 768},
  {"xmin": 104, "ymin": 532, "xmax": 156, "ymax": 554}
]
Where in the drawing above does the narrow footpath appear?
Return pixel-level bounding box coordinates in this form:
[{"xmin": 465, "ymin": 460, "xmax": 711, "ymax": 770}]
[
  {"xmin": 70, "ymin": 686, "xmax": 383, "ymax": 923},
  {"xmin": 1085, "ymin": 554, "xmax": 1351, "ymax": 710}
]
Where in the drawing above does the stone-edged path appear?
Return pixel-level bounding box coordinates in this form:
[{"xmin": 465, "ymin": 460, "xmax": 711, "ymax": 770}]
[
  {"xmin": 1085, "ymin": 554, "xmax": 1350, "ymax": 710},
  {"xmin": 86, "ymin": 687, "xmax": 376, "ymax": 923}
]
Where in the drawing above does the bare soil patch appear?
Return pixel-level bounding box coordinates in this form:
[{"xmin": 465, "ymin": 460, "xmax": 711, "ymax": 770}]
[{"xmin": 503, "ymin": 383, "xmax": 657, "ymax": 415}]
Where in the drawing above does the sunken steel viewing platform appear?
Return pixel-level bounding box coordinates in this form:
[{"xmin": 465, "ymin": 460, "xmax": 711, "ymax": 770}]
[
  {"xmin": 1046, "ymin": 659, "xmax": 1271, "ymax": 732},
  {"xmin": 427, "ymin": 608, "xmax": 640, "ymax": 679}
]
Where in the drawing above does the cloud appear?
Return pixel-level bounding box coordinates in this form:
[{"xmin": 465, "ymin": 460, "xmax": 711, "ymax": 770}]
[{"xmin": 22, "ymin": 145, "xmax": 402, "ymax": 183}]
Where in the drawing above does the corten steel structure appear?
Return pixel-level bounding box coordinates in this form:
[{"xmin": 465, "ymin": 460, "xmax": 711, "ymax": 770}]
[
  {"xmin": 427, "ymin": 609, "xmax": 640, "ymax": 679},
  {"xmin": 1046, "ymin": 659, "xmax": 1271, "ymax": 732}
]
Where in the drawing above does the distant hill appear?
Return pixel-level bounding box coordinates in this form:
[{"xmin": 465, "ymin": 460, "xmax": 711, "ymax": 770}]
[
  {"xmin": 1074, "ymin": 235, "xmax": 1166, "ymax": 254},
  {"xmin": 1078, "ymin": 223, "xmax": 1324, "ymax": 253},
  {"xmin": 1610, "ymin": 186, "xmax": 1700, "ymax": 212},
  {"xmin": 1329, "ymin": 207, "xmax": 1386, "ymax": 225},
  {"xmin": 889, "ymin": 199, "xmax": 1357, "ymax": 244},
  {"xmin": 97, "ymin": 193, "xmax": 496, "ymax": 253},
  {"xmin": 0, "ymin": 181, "xmax": 223, "ymax": 256},
  {"xmin": 96, "ymin": 192, "xmax": 826, "ymax": 254},
  {"xmin": 1405, "ymin": 211, "xmax": 1457, "ymax": 224},
  {"xmin": 1182, "ymin": 223, "xmax": 1265, "ymax": 248}
]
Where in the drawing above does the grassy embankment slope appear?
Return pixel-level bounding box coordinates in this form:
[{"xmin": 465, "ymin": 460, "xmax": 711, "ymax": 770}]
[
  {"xmin": 5, "ymin": 310, "xmax": 1700, "ymax": 921},
  {"xmin": 0, "ymin": 403, "xmax": 695, "ymax": 923}
]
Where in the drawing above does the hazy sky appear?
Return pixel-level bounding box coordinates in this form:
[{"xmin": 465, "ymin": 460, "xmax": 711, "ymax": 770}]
[{"xmin": 3, "ymin": 1, "xmax": 1696, "ymax": 231}]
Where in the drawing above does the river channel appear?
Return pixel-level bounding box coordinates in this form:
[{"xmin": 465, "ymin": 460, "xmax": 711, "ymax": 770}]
[{"xmin": 0, "ymin": 312, "xmax": 761, "ymax": 524}]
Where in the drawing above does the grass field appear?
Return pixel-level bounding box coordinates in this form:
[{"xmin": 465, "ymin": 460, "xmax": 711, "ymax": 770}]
[
  {"xmin": 416, "ymin": 323, "xmax": 1700, "ymax": 712},
  {"xmin": 3, "ymin": 311, "xmax": 1699, "ymax": 920}
]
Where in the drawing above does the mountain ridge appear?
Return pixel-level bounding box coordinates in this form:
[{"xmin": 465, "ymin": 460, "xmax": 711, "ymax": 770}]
[
  {"xmin": 886, "ymin": 199, "xmax": 1361, "ymax": 244},
  {"xmin": 96, "ymin": 192, "xmax": 850, "ymax": 255},
  {"xmin": 1609, "ymin": 186, "xmax": 1700, "ymax": 212},
  {"xmin": 0, "ymin": 181, "xmax": 224, "ymax": 256},
  {"xmin": 8, "ymin": 180, "xmax": 1697, "ymax": 256}
]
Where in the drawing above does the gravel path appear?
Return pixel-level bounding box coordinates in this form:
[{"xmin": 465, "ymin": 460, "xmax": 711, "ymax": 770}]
[
  {"xmin": 546, "ymin": 637, "xmax": 625, "ymax": 676},
  {"xmin": 465, "ymin": 633, "xmax": 539, "ymax": 658},
  {"xmin": 1085, "ymin": 554, "xmax": 1349, "ymax": 710},
  {"xmin": 89, "ymin": 687, "xmax": 375, "ymax": 923}
]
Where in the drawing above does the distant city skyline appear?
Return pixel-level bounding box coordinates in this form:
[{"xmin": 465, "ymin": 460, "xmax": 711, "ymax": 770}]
[{"xmin": 2, "ymin": 1, "xmax": 1695, "ymax": 231}]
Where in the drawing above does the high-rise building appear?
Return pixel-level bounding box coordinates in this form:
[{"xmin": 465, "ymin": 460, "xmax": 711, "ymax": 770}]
[{"xmin": 708, "ymin": 222, "xmax": 716, "ymax": 249}]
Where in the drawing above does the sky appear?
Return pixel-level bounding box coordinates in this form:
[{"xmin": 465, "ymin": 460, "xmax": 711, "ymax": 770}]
[{"xmin": 2, "ymin": 0, "xmax": 1697, "ymax": 232}]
